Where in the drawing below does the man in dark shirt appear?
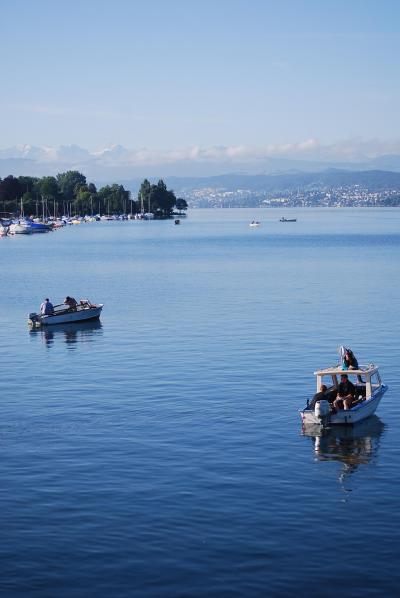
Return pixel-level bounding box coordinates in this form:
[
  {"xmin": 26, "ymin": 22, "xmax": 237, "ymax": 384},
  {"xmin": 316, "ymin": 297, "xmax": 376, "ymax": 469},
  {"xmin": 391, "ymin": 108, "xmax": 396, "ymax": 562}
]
[
  {"xmin": 309, "ymin": 384, "xmax": 328, "ymax": 409},
  {"xmin": 333, "ymin": 374, "xmax": 356, "ymax": 411}
]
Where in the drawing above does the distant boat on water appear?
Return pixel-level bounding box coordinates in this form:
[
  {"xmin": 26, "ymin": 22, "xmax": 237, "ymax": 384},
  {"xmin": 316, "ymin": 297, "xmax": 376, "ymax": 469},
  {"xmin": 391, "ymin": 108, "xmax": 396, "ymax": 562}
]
[
  {"xmin": 249, "ymin": 220, "xmax": 260, "ymax": 227},
  {"xmin": 280, "ymin": 217, "xmax": 297, "ymax": 222},
  {"xmin": 29, "ymin": 300, "xmax": 103, "ymax": 327},
  {"xmin": 300, "ymin": 362, "xmax": 387, "ymax": 427}
]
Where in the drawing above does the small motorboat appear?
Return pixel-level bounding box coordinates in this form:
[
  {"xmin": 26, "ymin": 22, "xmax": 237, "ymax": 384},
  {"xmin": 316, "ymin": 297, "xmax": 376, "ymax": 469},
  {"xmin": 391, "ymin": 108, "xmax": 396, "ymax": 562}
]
[
  {"xmin": 279, "ymin": 217, "xmax": 297, "ymax": 222},
  {"xmin": 174, "ymin": 219, "xmax": 180, "ymax": 225},
  {"xmin": 300, "ymin": 362, "xmax": 388, "ymax": 427},
  {"xmin": 249, "ymin": 220, "xmax": 260, "ymax": 227},
  {"xmin": 29, "ymin": 300, "xmax": 103, "ymax": 327}
]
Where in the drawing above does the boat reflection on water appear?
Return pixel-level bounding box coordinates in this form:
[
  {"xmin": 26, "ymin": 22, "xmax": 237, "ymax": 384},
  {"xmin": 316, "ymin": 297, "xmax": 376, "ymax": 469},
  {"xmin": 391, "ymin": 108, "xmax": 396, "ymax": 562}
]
[
  {"xmin": 302, "ymin": 416, "xmax": 386, "ymax": 490},
  {"xmin": 29, "ymin": 319, "xmax": 103, "ymax": 348}
]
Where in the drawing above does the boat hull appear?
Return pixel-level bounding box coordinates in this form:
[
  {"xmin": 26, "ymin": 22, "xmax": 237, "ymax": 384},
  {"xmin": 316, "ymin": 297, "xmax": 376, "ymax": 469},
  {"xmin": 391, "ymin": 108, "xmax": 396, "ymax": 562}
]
[
  {"xmin": 9, "ymin": 224, "xmax": 33, "ymax": 234},
  {"xmin": 300, "ymin": 385, "xmax": 388, "ymax": 426},
  {"xmin": 30, "ymin": 305, "xmax": 103, "ymax": 326}
]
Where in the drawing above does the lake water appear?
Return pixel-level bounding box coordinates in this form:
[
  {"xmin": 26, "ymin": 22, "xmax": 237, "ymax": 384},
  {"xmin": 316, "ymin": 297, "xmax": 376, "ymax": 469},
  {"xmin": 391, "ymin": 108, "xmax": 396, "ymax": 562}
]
[{"xmin": 1, "ymin": 208, "xmax": 400, "ymax": 597}]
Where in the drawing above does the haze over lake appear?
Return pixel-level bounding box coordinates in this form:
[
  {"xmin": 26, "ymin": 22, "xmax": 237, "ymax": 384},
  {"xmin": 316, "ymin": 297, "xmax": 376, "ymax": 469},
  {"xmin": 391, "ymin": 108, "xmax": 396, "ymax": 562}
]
[{"xmin": 1, "ymin": 208, "xmax": 400, "ymax": 597}]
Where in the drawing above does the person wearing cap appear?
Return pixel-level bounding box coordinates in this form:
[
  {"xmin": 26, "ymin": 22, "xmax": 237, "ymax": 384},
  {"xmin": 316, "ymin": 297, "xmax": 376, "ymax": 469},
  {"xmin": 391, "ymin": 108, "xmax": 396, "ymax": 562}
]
[
  {"xmin": 40, "ymin": 298, "xmax": 54, "ymax": 316},
  {"xmin": 333, "ymin": 373, "xmax": 356, "ymax": 411}
]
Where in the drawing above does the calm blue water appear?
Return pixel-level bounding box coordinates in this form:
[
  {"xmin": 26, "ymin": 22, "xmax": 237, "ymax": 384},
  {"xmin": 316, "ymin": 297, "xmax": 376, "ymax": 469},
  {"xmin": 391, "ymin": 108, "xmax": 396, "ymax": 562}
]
[{"xmin": 1, "ymin": 208, "xmax": 400, "ymax": 597}]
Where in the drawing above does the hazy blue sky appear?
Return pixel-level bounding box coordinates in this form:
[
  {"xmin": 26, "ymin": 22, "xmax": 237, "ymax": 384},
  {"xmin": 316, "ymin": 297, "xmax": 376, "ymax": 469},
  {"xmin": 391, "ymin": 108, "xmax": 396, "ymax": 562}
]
[{"xmin": 1, "ymin": 0, "xmax": 399, "ymax": 157}]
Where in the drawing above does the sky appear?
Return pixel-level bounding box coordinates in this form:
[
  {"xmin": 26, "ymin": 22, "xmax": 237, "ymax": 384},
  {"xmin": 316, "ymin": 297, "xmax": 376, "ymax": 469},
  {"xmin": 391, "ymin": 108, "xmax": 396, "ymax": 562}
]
[{"xmin": 1, "ymin": 0, "xmax": 400, "ymax": 165}]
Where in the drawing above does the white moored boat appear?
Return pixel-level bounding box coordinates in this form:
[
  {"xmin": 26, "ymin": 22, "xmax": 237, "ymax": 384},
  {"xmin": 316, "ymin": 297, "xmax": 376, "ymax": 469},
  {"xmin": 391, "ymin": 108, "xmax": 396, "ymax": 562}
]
[
  {"xmin": 300, "ymin": 363, "xmax": 388, "ymax": 427},
  {"xmin": 29, "ymin": 300, "xmax": 103, "ymax": 327},
  {"xmin": 9, "ymin": 222, "xmax": 33, "ymax": 234}
]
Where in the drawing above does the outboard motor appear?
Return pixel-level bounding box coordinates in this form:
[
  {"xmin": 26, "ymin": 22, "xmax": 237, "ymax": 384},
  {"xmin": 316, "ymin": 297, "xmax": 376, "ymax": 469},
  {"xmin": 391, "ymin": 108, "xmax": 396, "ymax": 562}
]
[
  {"xmin": 28, "ymin": 313, "xmax": 41, "ymax": 327},
  {"xmin": 314, "ymin": 400, "xmax": 330, "ymax": 427}
]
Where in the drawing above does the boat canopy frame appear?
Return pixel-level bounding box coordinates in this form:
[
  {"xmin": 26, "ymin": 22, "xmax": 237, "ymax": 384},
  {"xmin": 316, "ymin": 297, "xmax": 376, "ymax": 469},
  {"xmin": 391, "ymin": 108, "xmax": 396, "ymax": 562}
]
[{"xmin": 314, "ymin": 365, "xmax": 381, "ymax": 400}]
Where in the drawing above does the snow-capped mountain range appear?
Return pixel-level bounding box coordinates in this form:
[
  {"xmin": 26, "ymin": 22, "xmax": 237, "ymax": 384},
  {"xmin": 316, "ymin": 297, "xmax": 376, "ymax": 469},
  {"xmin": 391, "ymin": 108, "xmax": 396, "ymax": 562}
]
[
  {"xmin": 2, "ymin": 143, "xmax": 400, "ymax": 182},
  {"xmin": 0, "ymin": 144, "xmax": 142, "ymax": 180},
  {"xmin": 0, "ymin": 144, "xmax": 128, "ymax": 162}
]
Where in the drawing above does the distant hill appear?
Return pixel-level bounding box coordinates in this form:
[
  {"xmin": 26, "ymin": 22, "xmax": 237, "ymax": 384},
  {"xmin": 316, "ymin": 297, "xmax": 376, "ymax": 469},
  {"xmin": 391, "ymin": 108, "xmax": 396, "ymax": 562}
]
[{"xmin": 368, "ymin": 154, "xmax": 400, "ymax": 171}]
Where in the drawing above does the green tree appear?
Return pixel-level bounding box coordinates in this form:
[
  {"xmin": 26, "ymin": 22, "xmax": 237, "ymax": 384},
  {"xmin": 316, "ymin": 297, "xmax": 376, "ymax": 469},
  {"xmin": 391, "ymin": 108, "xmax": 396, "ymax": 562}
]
[
  {"xmin": 56, "ymin": 171, "xmax": 87, "ymax": 202},
  {"xmin": 87, "ymin": 183, "xmax": 98, "ymax": 215},
  {"xmin": 0, "ymin": 175, "xmax": 23, "ymax": 201},
  {"xmin": 74, "ymin": 186, "xmax": 91, "ymax": 214},
  {"xmin": 98, "ymin": 184, "xmax": 130, "ymax": 214},
  {"xmin": 175, "ymin": 197, "xmax": 188, "ymax": 213},
  {"xmin": 21, "ymin": 191, "xmax": 36, "ymax": 216},
  {"xmin": 0, "ymin": 175, "xmax": 23, "ymax": 214},
  {"xmin": 18, "ymin": 176, "xmax": 39, "ymax": 194},
  {"xmin": 38, "ymin": 176, "xmax": 59, "ymax": 200},
  {"xmin": 138, "ymin": 179, "xmax": 151, "ymax": 213},
  {"xmin": 147, "ymin": 179, "xmax": 177, "ymax": 217},
  {"xmin": 35, "ymin": 176, "xmax": 60, "ymax": 217}
]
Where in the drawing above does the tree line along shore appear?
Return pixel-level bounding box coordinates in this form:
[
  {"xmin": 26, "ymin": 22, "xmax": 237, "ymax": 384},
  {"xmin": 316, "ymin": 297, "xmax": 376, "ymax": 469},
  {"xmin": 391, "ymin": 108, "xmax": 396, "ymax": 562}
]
[{"xmin": 0, "ymin": 171, "xmax": 188, "ymax": 219}]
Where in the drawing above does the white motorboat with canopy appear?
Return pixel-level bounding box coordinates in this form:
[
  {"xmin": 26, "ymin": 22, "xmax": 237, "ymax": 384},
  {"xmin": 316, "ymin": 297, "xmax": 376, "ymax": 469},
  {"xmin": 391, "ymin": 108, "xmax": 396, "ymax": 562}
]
[
  {"xmin": 300, "ymin": 362, "xmax": 387, "ymax": 427},
  {"xmin": 29, "ymin": 300, "xmax": 103, "ymax": 327}
]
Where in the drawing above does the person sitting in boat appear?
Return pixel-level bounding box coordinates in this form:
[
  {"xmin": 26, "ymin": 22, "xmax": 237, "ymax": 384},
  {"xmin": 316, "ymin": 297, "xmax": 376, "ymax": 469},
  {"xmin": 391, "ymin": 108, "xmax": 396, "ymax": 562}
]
[
  {"xmin": 79, "ymin": 298, "xmax": 93, "ymax": 308},
  {"xmin": 343, "ymin": 348, "xmax": 359, "ymax": 370},
  {"xmin": 309, "ymin": 384, "xmax": 328, "ymax": 410},
  {"xmin": 64, "ymin": 296, "xmax": 78, "ymax": 311},
  {"xmin": 342, "ymin": 347, "xmax": 364, "ymax": 382},
  {"xmin": 40, "ymin": 298, "xmax": 54, "ymax": 316},
  {"xmin": 333, "ymin": 374, "xmax": 356, "ymax": 411}
]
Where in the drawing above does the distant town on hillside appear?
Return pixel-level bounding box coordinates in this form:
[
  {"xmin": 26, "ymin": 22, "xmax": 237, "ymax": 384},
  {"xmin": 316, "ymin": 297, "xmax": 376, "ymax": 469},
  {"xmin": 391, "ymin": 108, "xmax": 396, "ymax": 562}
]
[
  {"xmin": 3, "ymin": 146, "xmax": 400, "ymax": 209},
  {"xmin": 124, "ymin": 170, "xmax": 400, "ymax": 208}
]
